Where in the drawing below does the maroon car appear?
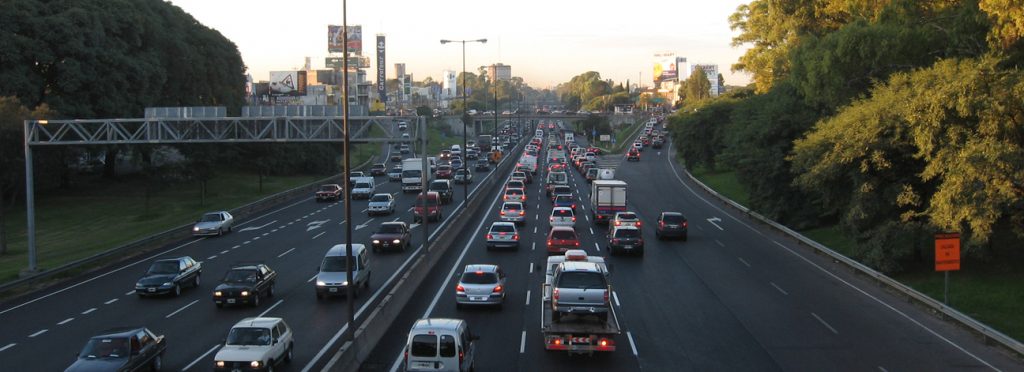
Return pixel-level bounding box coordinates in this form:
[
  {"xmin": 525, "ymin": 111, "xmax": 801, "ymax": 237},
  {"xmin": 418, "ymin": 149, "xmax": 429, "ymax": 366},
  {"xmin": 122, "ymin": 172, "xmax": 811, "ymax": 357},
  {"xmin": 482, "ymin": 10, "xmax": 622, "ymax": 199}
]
[
  {"xmin": 370, "ymin": 222, "xmax": 412, "ymax": 252},
  {"xmin": 315, "ymin": 184, "xmax": 343, "ymax": 202},
  {"xmin": 435, "ymin": 165, "xmax": 453, "ymax": 179}
]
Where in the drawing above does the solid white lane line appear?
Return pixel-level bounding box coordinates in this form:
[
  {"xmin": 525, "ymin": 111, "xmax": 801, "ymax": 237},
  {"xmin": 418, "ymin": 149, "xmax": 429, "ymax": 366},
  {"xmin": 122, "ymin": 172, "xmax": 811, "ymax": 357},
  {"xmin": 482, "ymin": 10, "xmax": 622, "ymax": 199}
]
[
  {"xmin": 770, "ymin": 282, "xmax": 789, "ymax": 296},
  {"xmin": 613, "ymin": 291, "xmax": 621, "ymax": 307},
  {"xmin": 278, "ymin": 248, "xmax": 296, "ymax": 258},
  {"xmin": 811, "ymin": 312, "xmax": 839, "ymax": 335},
  {"xmin": 182, "ymin": 344, "xmax": 221, "ymax": 371},
  {"xmin": 220, "ymin": 250, "xmax": 228, "ymax": 254},
  {"xmin": 57, "ymin": 317, "xmax": 74, "ymax": 325},
  {"xmin": 313, "ymin": 232, "xmax": 326, "ymax": 239},
  {"xmin": 737, "ymin": 257, "xmax": 751, "ymax": 268},
  {"xmin": 525, "ymin": 290, "xmax": 531, "ymax": 306},
  {"xmin": 715, "ymin": 239, "xmax": 725, "ymax": 247},
  {"xmin": 307, "ymin": 274, "xmax": 317, "ymax": 283},
  {"xmin": 0, "ymin": 343, "xmax": 15, "ymax": 352},
  {"xmin": 258, "ymin": 300, "xmax": 284, "ymax": 317},
  {"xmin": 627, "ymin": 331, "xmax": 639, "ymax": 356},
  {"xmin": 594, "ymin": 242, "xmax": 601, "ymax": 251},
  {"xmin": 520, "ymin": 331, "xmax": 527, "ymax": 353},
  {"xmin": 104, "ymin": 298, "xmax": 118, "ymax": 305},
  {"xmin": 165, "ymin": 300, "xmax": 199, "ymax": 319},
  {"xmin": 207, "ymin": 255, "xmax": 217, "ymax": 260},
  {"xmin": 28, "ymin": 329, "xmax": 47, "ymax": 338},
  {"xmin": 81, "ymin": 308, "xmax": 97, "ymax": 315},
  {"xmin": 125, "ymin": 290, "xmax": 135, "ymax": 296}
]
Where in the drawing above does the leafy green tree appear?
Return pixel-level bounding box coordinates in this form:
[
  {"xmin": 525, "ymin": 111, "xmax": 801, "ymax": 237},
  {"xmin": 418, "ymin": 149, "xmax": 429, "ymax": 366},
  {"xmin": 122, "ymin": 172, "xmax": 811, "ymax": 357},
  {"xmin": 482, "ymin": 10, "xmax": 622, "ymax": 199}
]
[{"xmin": 683, "ymin": 70, "xmax": 713, "ymax": 105}]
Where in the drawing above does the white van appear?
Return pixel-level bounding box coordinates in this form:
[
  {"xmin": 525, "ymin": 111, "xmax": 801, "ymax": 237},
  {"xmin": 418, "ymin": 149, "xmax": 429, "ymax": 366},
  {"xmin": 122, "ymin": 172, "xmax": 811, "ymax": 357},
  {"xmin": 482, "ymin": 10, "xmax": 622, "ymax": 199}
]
[
  {"xmin": 450, "ymin": 145, "xmax": 462, "ymax": 156},
  {"xmin": 404, "ymin": 318, "xmax": 477, "ymax": 372},
  {"xmin": 315, "ymin": 244, "xmax": 371, "ymax": 299},
  {"xmin": 350, "ymin": 177, "xmax": 375, "ymax": 199}
]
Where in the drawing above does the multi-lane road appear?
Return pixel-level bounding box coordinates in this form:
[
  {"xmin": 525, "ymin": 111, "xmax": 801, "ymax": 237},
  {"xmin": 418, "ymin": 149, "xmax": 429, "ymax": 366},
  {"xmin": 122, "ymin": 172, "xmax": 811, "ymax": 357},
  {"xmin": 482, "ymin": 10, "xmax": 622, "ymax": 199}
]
[
  {"xmin": 0, "ymin": 122, "xmax": 510, "ymax": 371},
  {"xmin": 360, "ymin": 122, "xmax": 1022, "ymax": 371}
]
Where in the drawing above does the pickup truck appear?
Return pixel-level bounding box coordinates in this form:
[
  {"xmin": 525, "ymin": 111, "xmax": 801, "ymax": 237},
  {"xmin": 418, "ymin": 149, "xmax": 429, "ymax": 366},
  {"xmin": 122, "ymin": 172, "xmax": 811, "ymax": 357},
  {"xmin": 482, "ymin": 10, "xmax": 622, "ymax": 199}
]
[{"xmin": 541, "ymin": 251, "xmax": 619, "ymax": 354}]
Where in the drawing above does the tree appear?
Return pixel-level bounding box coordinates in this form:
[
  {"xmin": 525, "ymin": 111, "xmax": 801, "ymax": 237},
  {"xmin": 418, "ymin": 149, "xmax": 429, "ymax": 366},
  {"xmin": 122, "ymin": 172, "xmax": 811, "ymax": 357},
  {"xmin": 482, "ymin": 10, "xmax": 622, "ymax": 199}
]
[{"xmin": 683, "ymin": 70, "xmax": 713, "ymax": 105}]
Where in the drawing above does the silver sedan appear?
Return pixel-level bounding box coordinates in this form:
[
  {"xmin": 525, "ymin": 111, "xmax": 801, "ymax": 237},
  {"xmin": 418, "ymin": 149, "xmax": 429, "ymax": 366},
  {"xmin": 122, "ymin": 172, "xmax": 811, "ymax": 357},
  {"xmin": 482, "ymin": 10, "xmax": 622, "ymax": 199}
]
[
  {"xmin": 192, "ymin": 211, "xmax": 234, "ymax": 236},
  {"xmin": 455, "ymin": 264, "xmax": 507, "ymax": 309}
]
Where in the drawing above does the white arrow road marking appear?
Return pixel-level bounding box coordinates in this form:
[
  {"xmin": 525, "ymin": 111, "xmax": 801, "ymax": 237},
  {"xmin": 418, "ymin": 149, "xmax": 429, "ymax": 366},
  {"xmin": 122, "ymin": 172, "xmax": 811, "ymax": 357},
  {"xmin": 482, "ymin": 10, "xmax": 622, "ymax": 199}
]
[
  {"xmin": 707, "ymin": 217, "xmax": 724, "ymax": 231},
  {"xmin": 307, "ymin": 219, "xmax": 330, "ymax": 231},
  {"xmin": 239, "ymin": 220, "xmax": 277, "ymax": 232},
  {"xmin": 0, "ymin": 343, "xmax": 15, "ymax": 352},
  {"xmin": 356, "ymin": 218, "xmax": 376, "ymax": 231},
  {"xmin": 409, "ymin": 223, "xmax": 421, "ymax": 230}
]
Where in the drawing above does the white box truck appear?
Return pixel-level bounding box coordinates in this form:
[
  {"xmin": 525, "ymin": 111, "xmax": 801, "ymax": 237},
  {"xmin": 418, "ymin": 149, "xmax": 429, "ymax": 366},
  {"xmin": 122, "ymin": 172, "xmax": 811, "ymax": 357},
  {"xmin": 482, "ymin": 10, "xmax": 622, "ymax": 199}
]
[
  {"xmin": 590, "ymin": 180, "xmax": 627, "ymax": 224},
  {"xmin": 401, "ymin": 158, "xmax": 425, "ymax": 193}
]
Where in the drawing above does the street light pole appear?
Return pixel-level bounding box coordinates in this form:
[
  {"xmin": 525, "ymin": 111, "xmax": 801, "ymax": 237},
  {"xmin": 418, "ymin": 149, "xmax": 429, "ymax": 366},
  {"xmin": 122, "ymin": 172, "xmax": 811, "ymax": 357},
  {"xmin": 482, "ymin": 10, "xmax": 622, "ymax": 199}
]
[
  {"xmin": 440, "ymin": 38, "xmax": 486, "ymax": 202},
  {"xmin": 340, "ymin": 0, "xmax": 355, "ymax": 343}
]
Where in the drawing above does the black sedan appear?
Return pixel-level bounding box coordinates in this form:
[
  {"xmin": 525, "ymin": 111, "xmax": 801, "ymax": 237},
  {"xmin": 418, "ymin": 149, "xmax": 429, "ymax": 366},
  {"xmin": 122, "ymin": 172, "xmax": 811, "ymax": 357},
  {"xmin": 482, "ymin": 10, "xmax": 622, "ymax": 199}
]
[
  {"xmin": 135, "ymin": 256, "xmax": 202, "ymax": 297},
  {"xmin": 66, "ymin": 327, "xmax": 166, "ymax": 372},
  {"xmin": 213, "ymin": 263, "xmax": 277, "ymax": 308}
]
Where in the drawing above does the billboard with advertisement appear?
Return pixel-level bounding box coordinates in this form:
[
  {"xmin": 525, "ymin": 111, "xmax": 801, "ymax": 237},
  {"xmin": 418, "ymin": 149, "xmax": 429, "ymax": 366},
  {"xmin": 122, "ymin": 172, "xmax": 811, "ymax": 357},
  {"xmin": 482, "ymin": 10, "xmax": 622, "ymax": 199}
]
[
  {"xmin": 376, "ymin": 35, "xmax": 386, "ymax": 103},
  {"xmin": 328, "ymin": 25, "xmax": 362, "ymax": 55},
  {"xmin": 653, "ymin": 53, "xmax": 678, "ymax": 82},
  {"xmin": 325, "ymin": 56, "xmax": 369, "ymax": 69},
  {"xmin": 269, "ymin": 71, "xmax": 307, "ymax": 96}
]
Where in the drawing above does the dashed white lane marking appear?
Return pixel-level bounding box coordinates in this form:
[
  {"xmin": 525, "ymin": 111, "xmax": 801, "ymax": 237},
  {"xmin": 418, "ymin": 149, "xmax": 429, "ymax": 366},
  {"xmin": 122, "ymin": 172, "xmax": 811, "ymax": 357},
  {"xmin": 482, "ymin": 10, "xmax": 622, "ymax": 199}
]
[
  {"xmin": 520, "ymin": 331, "xmax": 527, "ymax": 353},
  {"xmin": 220, "ymin": 250, "xmax": 229, "ymax": 254},
  {"xmin": 533, "ymin": 227, "xmax": 537, "ymax": 234},
  {"xmin": 278, "ymin": 248, "xmax": 296, "ymax": 258},
  {"xmin": 715, "ymin": 239, "xmax": 725, "ymax": 247},
  {"xmin": 525, "ymin": 290, "xmax": 531, "ymax": 306},
  {"xmin": 0, "ymin": 343, "xmax": 15, "ymax": 352},
  {"xmin": 294, "ymin": 218, "xmax": 301, "ymax": 222},
  {"xmin": 535, "ymin": 214, "xmax": 539, "ymax": 220},
  {"xmin": 182, "ymin": 344, "xmax": 221, "ymax": 371},
  {"xmin": 696, "ymin": 225, "xmax": 704, "ymax": 231},
  {"xmin": 307, "ymin": 274, "xmax": 317, "ymax": 283},
  {"xmin": 313, "ymin": 232, "xmax": 326, "ymax": 239},
  {"xmin": 104, "ymin": 298, "xmax": 118, "ymax": 305},
  {"xmin": 124, "ymin": 290, "xmax": 135, "ymax": 296},
  {"xmin": 288, "ymin": 221, "xmax": 295, "ymax": 225},
  {"xmin": 613, "ymin": 291, "xmax": 621, "ymax": 307},
  {"xmin": 361, "ymin": 208, "xmax": 368, "ymax": 213},
  {"xmin": 253, "ymin": 236, "xmax": 261, "ymax": 241},
  {"xmin": 737, "ymin": 257, "xmax": 751, "ymax": 268},
  {"xmin": 878, "ymin": 367, "xmax": 889, "ymax": 372},
  {"xmin": 770, "ymin": 282, "xmax": 789, "ymax": 296},
  {"xmin": 594, "ymin": 242, "xmax": 601, "ymax": 251},
  {"xmin": 581, "ymin": 204, "xmax": 586, "ymax": 211},
  {"xmin": 626, "ymin": 331, "xmax": 639, "ymax": 356},
  {"xmin": 258, "ymin": 299, "xmax": 284, "ymax": 317},
  {"xmin": 262, "ymin": 232, "xmax": 269, "ymax": 237},
  {"xmin": 232, "ymin": 245, "xmax": 241, "ymax": 249},
  {"xmin": 585, "ymin": 215, "xmax": 590, "ymax": 222},
  {"xmin": 589, "ymin": 227, "xmax": 594, "ymax": 235},
  {"xmin": 28, "ymin": 329, "xmax": 47, "ymax": 338},
  {"xmin": 271, "ymin": 229, "xmax": 278, "ymax": 233},
  {"xmin": 278, "ymin": 225, "xmax": 286, "ymax": 229},
  {"xmin": 531, "ymin": 242, "xmax": 536, "ymax": 251},
  {"xmin": 207, "ymin": 255, "xmax": 217, "ymax": 260},
  {"xmin": 811, "ymin": 312, "xmax": 839, "ymax": 335},
  {"xmin": 165, "ymin": 299, "xmax": 199, "ymax": 319},
  {"xmin": 57, "ymin": 317, "xmax": 74, "ymax": 325},
  {"xmin": 243, "ymin": 241, "xmax": 251, "ymax": 245},
  {"xmin": 81, "ymin": 308, "xmax": 97, "ymax": 315}
]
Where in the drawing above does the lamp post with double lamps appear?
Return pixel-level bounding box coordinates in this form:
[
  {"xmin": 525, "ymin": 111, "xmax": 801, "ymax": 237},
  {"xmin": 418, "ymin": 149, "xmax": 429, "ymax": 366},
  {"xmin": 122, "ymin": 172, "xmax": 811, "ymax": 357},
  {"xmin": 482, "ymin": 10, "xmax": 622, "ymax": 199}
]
[{"xmin": 440, "ymin": 38, "xmax": 486, "ymax": 201}]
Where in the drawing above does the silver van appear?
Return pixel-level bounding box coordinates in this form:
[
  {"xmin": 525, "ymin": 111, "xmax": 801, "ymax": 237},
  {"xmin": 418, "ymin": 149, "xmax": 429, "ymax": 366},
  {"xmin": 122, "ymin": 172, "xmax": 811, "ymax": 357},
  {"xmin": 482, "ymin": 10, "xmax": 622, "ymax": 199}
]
[
  {"xmin": 315, "ymin": 244, "xmax": 371, "ymax": 299},
  {"xmin": 404, "ymin": 318, "xmax": 477, "ymax": 372}
]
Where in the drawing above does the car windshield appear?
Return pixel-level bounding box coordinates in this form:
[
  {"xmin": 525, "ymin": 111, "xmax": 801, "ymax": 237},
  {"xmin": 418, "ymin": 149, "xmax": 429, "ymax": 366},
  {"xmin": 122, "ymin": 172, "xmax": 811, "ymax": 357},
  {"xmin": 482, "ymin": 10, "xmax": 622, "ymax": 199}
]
[
  {"xmin": 618, "ymin": 213, "xmax": 638, "ymax": 220},
  {"xmin": 430, "ymin": 182, "xmax": 448, "ymax": 190},
  {"xmin": 319, "ymin": 185, "xmax": 337, "ymax": 192},
  {"xmin": 615, "ymin": 229, "xmax": 641, "ymax": 238},
  {"xmin": 79, "ymin": 337, "xmax": 130, "ymax": 359},
  {"xmin": 503, "ymin": 203, "xmax": 521, "ymax": 211},
  {"xmin": 551, "ymin": 230, "xmax": 577, "ymax": 240},
  {"xmin": 506, "ymin": 189, "xmax": 523, "ymax": 196},
  {"xmin": 355, "ymin": 183, "xmax": 371, "ymax": 189},
  {"xmin": 200, "ymin": 213, "xmax": 222, "ymax": 222},
  {"xmin": 558, "ymin": 271, "xmax": 606, "ymax": 289},
  {"xmin": 554, "ymin": 186, "xmax": 571, "ymax": 194},
  {"xmin": 321, "ymin": 256, "xmax": 349, "ymax": 272},
  {"xmin": 223, "ymin": 269, "xmax": 258, "ymax": 283},
  {"xmin": 417, "ymin": 196, "xmax": 439, "ymax": 206},
  {"xmin": 555, "ymin": 195, "xmax": 572, "ymax": 203},
  {"xmin": 378, "ymin": 224, "xmax": 404, "ymax": 234},
  {"xmin": 402, "ymin": 170, "xmax": 421, "ymax": 177},
  {"xmin": 225, "ymin": 327, "xmax": 271, "ymax": 346},
  {"xmin": 553, "ymin": 209, "xmax": 573, "ymax": 217},
  {"xmin": 370, "ymin": 195, "xmax": 390, "ymax": 202},
  {"xmin": 147, "ymin": 261, "xmax": 179, "ymax": 274},
  {"xmin": 491, "ymin": 224, "xmax": 515, "ymax": 233},
  {"xmin": 461, "ymin": 271, "xmax": 499, "ymax": 284},
  {"xmin": 663, "ymin": 214, "xmax": 685, "ymax": 223}
]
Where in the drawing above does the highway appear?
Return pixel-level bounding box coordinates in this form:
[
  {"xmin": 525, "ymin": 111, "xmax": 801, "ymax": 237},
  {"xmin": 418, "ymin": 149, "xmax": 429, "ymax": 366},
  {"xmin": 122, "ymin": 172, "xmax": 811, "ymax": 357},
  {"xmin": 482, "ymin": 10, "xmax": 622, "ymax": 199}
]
[
  {"xmin": 360, "ymin": 121, "xmax": 1022, "ymax": 371},
  {"xmin": 0, "ymin": 122, "xmax": 506, "ymax": 371}
]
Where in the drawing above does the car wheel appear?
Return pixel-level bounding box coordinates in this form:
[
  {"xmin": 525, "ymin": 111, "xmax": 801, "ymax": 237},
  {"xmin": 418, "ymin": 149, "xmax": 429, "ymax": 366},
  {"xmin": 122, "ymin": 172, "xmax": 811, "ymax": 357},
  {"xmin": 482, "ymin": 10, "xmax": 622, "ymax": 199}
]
[
  {"xmin": 285, "ymin": 344, "xmax": 294, "ymax": 363},
  {"xmin": 173, "ymin": 284, "xmax": 181, "ymax": 297},
  {"xmin": 217, "ymin": 228, "xmax": 223, "ymax": 236},
  {"xmin": 266, "ymin": 361, "xmax": 274, "ymax": 372},
  {"xmin": 252, "ymin": 293, "xmax": 261, "ymax": 307},
  {"xmin": 151, "ymin": 353, "xmax": 162, "ymax": 371},
  {"xmin": 193, "ymin": 275, "xmax": 200, "ymax": 288}
]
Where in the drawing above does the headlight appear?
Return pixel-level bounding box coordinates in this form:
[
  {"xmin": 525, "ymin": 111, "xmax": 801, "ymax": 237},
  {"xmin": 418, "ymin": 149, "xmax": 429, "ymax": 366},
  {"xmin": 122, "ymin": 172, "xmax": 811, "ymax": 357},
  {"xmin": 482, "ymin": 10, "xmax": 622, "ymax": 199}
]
[
  {"xmin": 214, "ymin": 291, "xmax": 222, "ymax": 297},
  {"xmin": 316, "ymin": 281, "xmax": 326, "ymax": 286},
  {"xmin": 250, "ymin": 360, "xmax": 261, "ymax": 368},
  {"xmin": 393, "ymin": 239, "xmax": 401, "ymax": 244},
  {"xmin": 161, "ymin": 282, "xmax": 173, "ymax": 287},
  {"xmin": 215, "ymin": 361, "xmax": 224, "ymax": 368},
  {"xmin": 372, "ymin": 239, "xmax": 380, "ymax": 244},
  {"xmin": 342, "ymin": 281, "xmax": 349, "ymax": 286},
  {"xmin": 193, "ymin": 227, "xmax": 199, "ymax": 232},
  {"xmin": 135, "ymin": 282, "xmax": 144, "ymax": 288},
  {"xmin": 240, "ymin": 290, "xmax": 250, "ymax": 296}
]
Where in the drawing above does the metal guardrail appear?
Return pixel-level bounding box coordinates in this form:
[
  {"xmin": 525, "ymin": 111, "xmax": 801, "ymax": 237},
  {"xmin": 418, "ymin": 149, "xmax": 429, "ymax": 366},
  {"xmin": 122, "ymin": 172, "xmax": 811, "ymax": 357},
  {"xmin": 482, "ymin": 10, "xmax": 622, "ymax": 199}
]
[{"xmin": 676, "ymin": 155, "xmax": 1024, "ymax": 359}]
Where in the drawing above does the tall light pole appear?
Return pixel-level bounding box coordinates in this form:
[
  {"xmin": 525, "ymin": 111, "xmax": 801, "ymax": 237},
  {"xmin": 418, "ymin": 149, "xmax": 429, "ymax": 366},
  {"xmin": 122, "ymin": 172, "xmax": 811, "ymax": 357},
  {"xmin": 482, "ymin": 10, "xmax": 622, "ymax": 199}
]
[
  {"xmin": 340, "ymin": 0, "xmax": 356, "ymax": 342},
  {"xmin": 440, "ymin": 38, "xmax": 486, "ymax": 202}
]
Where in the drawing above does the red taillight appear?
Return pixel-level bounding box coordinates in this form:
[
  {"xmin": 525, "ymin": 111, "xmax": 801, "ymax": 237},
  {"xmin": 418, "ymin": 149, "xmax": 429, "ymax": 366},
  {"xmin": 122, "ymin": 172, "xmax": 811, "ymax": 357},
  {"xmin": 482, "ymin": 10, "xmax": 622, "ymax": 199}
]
[
  {"xmin": 553, "ymin": 288, "xmax": 559, "ymax": 300},
  {"xmin": 456, "ymin": 284, "xmax": 465, "ymax": 292},
  {"xmin": 659, "ymin": 221, "xmax": 665, "ymax": 228},
  {"xmin": 554, "ymin": 338, "xmax": 562, "ymax": 345},
  {"xmin": 574, "ymin": 241, "xmax": 580, "ymax": 246},
  {"xmin": 493, "ymin": 285, "xmax": 503, "ymax": 293},
  {"xmin": 636, "ymin": 221, "xmax": 642, "ymax": 227},
  {"xmin": 547, "ymin": 240, "xmax": 553, "ymax": 246},
  {"xmin": 614, "ymin": 220, "xmax": 621, "ymax": 226},
  {"xmin": 549, "ymin": 217, "xmax": 554, "ymax": 222},
  {"xmin": 612, "ymin": 238, "xmax": 620, "ymax": 244},
  {"xmin": 513, "ymin": 234, "xmax": 519, "ymax": 240},
  {"xmin": 683, "ymin": 221, "xmax": 689, "ymax": 228},
  {"xmin": 599, "ymin": 339, "xmax": 609, "ymax": 347},
  {"xmin": 603, "ymin": 290, "xmax": 609, "ymax": 303},
  {"xmin": 486, "ymin": 233, "xmax": 493, "ymax": 239},
  {"xmin": 500, "ymin": 210, "xmax": 505, "ymax": 215},
  {"xmin": 503, "ymin": 195, "xmax": 509, "ymax": 200},
  {"xmin": 571, "ymin": 217, "xmax": 576, "ymax": 222},
  {"xmin": 571, "ymin": 204, "xmax": 576, "ymax": 209}
]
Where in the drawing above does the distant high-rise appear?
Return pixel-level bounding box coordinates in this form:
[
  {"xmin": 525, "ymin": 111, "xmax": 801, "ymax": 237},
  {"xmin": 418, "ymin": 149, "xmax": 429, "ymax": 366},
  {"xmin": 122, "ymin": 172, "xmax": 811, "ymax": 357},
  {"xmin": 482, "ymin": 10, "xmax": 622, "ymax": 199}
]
[
  {"xmin": 487, "ymin": 63, "xmax": 512, "ymax": 82},
  {"xmin": 442, "ymin": 70, "xmax": 457, "ymax": 98}
]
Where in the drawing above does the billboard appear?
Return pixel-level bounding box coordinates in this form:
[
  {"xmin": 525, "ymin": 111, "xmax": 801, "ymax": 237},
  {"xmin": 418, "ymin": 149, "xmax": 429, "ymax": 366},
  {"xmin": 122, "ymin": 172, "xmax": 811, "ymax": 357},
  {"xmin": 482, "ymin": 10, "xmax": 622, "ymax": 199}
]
[
  {"xmin": 376, "ymin": 35, "xmax": 386, "ymax": 103},
  {"xmin": 653, "ymin": 52, "xmax": 678, "ymax": 82},
  {"xmin": 325, "ymin": 56, "xmax": 370, "ymax": 69},
  {"xmin": 328, "ymin": 25, "xmax": 362, "ymax": 55},
  {"xmin": 269, "ymin": 71, "xmax": 307, "ymax": 96}
]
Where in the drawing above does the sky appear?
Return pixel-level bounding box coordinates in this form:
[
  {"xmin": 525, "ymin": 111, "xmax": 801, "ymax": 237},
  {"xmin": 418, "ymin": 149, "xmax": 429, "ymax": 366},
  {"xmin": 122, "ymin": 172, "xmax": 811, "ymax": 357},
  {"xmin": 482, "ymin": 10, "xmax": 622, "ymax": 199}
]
[{"xmin": 167, "ymin": 0, "xmax": 753, "ymax": 89}]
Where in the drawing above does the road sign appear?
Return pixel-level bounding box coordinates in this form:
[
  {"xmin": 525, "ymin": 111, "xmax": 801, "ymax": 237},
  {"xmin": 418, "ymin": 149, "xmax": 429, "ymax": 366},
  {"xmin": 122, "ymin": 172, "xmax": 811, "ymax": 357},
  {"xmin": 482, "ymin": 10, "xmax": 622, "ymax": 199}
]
[
  {"xmin": 599, "ymin": 134, "xmax": 611, "ymax": 141},
  {"xmin": 934, "ymin": 233, "xmax": 960, "ymax": 271}
]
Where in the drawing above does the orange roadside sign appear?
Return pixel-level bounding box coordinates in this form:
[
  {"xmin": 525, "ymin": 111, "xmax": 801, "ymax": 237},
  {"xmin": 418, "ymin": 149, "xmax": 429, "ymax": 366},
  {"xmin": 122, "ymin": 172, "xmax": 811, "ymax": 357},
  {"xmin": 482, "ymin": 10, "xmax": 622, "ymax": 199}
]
[{"xmin": 935, "ymin": 233, "xmax": 961, "ymax": 272}]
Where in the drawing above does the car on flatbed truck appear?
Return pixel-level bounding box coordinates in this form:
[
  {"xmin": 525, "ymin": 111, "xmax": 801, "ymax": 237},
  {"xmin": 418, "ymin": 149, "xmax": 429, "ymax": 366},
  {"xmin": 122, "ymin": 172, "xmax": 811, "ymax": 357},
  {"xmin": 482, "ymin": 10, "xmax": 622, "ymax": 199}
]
[{"xmin": 540, "ymin": 251, "xmax": 619, "ymax": 354}]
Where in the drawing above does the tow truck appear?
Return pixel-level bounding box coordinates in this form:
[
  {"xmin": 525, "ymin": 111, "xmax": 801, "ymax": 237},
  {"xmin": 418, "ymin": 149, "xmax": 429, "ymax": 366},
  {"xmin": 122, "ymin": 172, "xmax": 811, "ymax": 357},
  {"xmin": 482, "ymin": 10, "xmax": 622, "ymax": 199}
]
[{"xmin": 540, "ymin": 250, "xmax": 620, "ymax": 354}]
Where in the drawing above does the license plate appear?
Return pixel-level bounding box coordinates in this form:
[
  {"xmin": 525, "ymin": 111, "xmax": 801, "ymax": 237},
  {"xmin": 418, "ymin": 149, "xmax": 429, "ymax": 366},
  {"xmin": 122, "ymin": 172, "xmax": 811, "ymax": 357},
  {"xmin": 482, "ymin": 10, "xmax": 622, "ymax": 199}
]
[
  {"xmin": 413, "ymin": 361, "xmax": 432, "ymax": 368},
  {"xmin": 227, "ymin": 299, "xmax": 236, "ymax": 304},
  {"xmin": 329, "ymin": 288, "xmax": 338, "ymax": 293},
  {"xmin": 471, "ymin": 296, "xmax": 485, "ymax": 301},
  {"xmin": 624, "ymin": 245, "xmax": 633, "ymax": 249},
  {"xmin": 382, "ymin": 243, "xmax": 389, "ymax": 246},
  {"xmin": 148, "ymin": 288, "xmax": 156, "ymax": 293}
]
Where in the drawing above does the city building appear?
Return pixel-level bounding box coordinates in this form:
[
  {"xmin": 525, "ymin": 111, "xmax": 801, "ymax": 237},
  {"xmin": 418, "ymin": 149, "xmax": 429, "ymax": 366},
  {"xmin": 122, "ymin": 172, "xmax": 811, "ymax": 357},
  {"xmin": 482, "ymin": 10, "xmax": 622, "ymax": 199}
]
[{"xmin": 487, "ymin": 63, "xmax": 511, "ymax": 82}]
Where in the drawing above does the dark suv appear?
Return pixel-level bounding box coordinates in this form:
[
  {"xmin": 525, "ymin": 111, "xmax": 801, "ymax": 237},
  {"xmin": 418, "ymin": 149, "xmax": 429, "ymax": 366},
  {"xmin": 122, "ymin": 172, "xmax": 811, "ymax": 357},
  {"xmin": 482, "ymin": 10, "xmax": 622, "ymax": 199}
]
[
  {"xmin": 429, "ymin": 179, "xmax": 454, "ymax": 204},
  {"xmin": 656, "ymin": 212, "xmax": 688, "ymax": 240},
  {"xmin": 608, "ymin": 225, "xmax": 644, "ymax": 256}
]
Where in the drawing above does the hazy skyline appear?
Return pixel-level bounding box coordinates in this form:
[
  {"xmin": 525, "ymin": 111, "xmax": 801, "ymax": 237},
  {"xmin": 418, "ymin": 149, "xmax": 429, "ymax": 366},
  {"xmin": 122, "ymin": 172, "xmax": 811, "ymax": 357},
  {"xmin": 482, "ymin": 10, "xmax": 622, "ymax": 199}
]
[{"xmin": 168, "ymin": 0, "xmax": 753, "ymax": 89}]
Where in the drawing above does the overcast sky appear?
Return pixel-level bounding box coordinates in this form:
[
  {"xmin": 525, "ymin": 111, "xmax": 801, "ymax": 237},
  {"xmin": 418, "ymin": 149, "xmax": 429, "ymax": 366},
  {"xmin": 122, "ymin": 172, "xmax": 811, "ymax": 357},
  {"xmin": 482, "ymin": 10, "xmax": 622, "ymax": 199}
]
[{"xmin": 168, "ymin": 0, "xmax": 752, "ymax": 89}]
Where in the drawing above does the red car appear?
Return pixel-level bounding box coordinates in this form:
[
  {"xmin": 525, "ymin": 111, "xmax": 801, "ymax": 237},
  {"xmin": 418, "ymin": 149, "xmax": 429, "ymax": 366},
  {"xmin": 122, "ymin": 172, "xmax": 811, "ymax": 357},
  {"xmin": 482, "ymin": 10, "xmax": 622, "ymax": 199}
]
[
  {"xmin": 435, "ymin": 165, "xmax": 453, "ymax": 179},
  {"xmin": 315, "ymin": 184, "xmax": 343, "ymax": 202},
  {"xmin": 587, "ymin": 147, "xmax": 601, "ymax": 155},
  {"xmin": 546, "ymin": 227, "xmax": 580, "ymax": 255}
]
